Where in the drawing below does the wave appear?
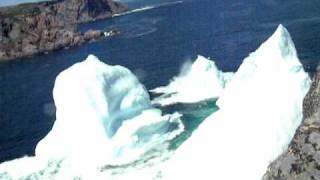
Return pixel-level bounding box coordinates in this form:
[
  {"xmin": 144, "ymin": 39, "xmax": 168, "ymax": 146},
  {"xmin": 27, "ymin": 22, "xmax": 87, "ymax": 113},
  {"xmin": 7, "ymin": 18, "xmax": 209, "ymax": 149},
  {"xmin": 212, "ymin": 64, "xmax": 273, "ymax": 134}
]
[
  {"xmin": 150, "ymin": 55, "xmax": 233, "ymax": 106},
  {"xmin": 124, "ymin": 27, "xmax": 157, "ymax": 39},
  {"xmin": 113, "ymin": 1, "xmax": 184, "ymax": 17}
]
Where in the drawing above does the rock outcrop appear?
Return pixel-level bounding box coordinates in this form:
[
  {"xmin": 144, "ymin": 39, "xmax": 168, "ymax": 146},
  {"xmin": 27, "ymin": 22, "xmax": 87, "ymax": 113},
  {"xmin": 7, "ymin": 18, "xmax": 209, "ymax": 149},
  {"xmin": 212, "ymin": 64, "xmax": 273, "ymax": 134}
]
[
  {"xmin": 263, "ymin": 71, "xmax": 320, "ymax": 180},
  {"xmin": 0, "ymin": 0, "xmax": 127, "ymax": 61},
  {"xmin": 63, "ymin": 0, "xmax": 128, "ymax": 23}
]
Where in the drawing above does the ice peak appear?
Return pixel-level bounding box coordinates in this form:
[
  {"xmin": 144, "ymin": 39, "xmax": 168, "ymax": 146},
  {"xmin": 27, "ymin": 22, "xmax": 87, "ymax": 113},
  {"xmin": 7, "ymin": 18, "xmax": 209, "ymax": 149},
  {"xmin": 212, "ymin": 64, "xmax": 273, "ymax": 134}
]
[
  {"xmin": 259, "ymin": 24, "xmax": 297, "ymax": 59},
  {"xmin": 86, "ymin": 54, "xmax": 99, "ymax": 61},
  {"xmin": 271, "ymin": 24, "xmax": 291, "ymax": 44},
  {"xmin": 192, "ymin": 55, "xmax": 218, "ymax": 73},
  {"xmin": 275, "ymin": 24, "xmax": 286, "ymax": 35},
  {"xmin": 195, "ymin": 55, "xmax": 209, "ymax": 63}
]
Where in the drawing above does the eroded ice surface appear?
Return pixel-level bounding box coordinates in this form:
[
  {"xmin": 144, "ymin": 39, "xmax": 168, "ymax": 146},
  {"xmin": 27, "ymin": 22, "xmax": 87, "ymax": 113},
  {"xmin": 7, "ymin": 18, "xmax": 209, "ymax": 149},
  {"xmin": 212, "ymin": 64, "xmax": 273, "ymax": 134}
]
[
  {"xmin": 35, "ymin": 55, "xmax": 183, "ymax": 165},
  {"xmin": 150, "ymin": 55, "xmax": 233, "ymax": 106},
  {"xmin": 162, "ymin": 25, "xmax": 311, "ymax": 180}
]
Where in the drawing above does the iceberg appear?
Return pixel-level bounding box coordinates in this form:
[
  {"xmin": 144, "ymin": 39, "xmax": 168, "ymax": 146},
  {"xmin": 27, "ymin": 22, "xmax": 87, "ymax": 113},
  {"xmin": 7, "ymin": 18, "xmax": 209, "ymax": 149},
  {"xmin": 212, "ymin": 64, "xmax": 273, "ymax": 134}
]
[
  {"xmin": 150, "ymin": 55, "xmax": 233, "ymax": 106},
  {"xmin": 35, "ymin": 55, "xmax": 183, "ymax": 165},
  {"xmin": 162, "ymin": 25, "xmax": 311, "ymax": 180},
  {"xmin": 0, "ymin": 25, "xmax": 312, "ymax": 180},
  {"xmin": 0, "ymin": 55, "xmax": 184, "ymax": 179}
]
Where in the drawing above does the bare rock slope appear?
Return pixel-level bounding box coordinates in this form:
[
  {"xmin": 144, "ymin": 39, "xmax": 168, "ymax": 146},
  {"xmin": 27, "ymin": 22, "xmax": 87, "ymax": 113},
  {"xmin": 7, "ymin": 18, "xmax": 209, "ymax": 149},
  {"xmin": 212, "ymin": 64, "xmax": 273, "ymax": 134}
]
[
  {"xmin": 0, "ymin": 0, "xmax": 127, "ymax": 61},
  {"xmin": 264, "ymin": 71, "xmax": 320, "ymax": 180}
]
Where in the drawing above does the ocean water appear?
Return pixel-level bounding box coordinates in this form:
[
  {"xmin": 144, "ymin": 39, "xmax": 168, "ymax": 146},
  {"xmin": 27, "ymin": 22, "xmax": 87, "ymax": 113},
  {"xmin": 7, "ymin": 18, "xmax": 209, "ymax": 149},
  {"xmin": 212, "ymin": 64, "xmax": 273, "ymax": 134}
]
[
  {"xmin": 1, "ymin": 0, "xmax": 320, "ymax": 163},
  {"xmin": 163, "ymin": 100, "xmax": 218, "ymax": 150}
]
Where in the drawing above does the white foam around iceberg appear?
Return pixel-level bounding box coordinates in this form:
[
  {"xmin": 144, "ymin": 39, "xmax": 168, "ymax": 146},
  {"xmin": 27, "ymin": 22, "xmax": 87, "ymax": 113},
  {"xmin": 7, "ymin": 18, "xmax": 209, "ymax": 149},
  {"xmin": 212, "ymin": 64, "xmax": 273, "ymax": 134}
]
[
  {"xmin": 162, "ymin": 25, "xmax": 311, "ymax": 180},
  {"xmin": 150, "ymin": 55, "xmax": 233, "ymax": 106}
]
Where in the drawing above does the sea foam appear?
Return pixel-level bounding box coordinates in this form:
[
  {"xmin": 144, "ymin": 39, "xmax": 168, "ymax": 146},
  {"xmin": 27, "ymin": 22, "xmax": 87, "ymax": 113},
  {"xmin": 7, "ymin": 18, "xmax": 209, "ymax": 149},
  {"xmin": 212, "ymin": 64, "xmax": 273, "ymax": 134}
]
[{"xmin": 151, "ymin": 55, "xmax": 233, "ymax": 106}]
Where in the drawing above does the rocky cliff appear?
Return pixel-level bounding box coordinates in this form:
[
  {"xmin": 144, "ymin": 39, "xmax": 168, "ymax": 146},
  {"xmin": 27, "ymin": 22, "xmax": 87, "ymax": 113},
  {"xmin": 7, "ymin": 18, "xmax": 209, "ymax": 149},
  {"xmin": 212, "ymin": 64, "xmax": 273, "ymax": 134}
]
[
  {"xmin": 263, "ymin": 71, "xmax": 320, "ymax": 180},
  {"xmin": 54, "ymin": 0, "xmax": 128, "ymax": 23},
  {"xmin": 0, "ymin": 0, "xmax": 127, "ymax": 61}
]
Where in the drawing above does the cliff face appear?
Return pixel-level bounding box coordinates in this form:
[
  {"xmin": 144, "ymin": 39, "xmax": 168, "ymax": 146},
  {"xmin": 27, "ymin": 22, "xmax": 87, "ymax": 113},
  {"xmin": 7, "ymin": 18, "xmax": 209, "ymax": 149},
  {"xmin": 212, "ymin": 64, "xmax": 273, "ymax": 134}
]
[
  {"xmin": 263, "ymin": 72, "xmax": 320, "ymax": 180},
  {"xmin": 0, "ymin": 0, "xmax": 128, "ymax": 61},
  {"xmin": 56, "ymin": 0, "xmax": 127, "ymax": 23}
]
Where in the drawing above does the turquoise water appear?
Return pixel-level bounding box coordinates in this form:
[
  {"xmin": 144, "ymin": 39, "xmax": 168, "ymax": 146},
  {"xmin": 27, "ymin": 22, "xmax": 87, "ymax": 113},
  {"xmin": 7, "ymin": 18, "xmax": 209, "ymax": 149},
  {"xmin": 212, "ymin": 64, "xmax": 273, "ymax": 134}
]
[{"xmin": 161, "ymin": 100, "xmax": 219, "ymax": 150}]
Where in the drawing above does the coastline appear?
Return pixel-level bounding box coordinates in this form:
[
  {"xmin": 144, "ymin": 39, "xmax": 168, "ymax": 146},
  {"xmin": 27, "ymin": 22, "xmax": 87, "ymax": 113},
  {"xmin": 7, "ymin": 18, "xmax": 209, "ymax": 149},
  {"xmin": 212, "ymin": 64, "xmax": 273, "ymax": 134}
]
[{"xmin": 0, "ymin": 0, "xmax": 128, "ymax": 61}]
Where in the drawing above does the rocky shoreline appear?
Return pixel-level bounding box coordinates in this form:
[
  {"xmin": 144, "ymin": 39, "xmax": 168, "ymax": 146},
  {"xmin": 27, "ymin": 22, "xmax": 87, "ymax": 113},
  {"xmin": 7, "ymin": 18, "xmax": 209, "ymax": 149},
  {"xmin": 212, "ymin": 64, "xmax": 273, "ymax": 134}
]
[
  {"xmin": 263, "ymin": 71, "xmax": 320, "ymax": 180},
  {"xmin": 0, "ymin": 0, "xmax": 128, "ymax": 61}
]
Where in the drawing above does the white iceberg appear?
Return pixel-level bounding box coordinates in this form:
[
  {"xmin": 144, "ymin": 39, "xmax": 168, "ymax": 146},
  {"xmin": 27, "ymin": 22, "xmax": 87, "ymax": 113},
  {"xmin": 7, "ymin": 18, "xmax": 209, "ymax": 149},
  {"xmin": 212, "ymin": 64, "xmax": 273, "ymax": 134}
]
[
  {"xmin": 0, "ymin": 25, "xmax": 312, "ymax": 180},
  {"xmin": 162, "ymin": 25, "xmax": 311, "ymax": 180},
  {"xmin": 150, "ymin": 55, "xmax": 233, "ymax": 106},
  {"xmin": 1, "ymin": 55, "xmax": 185, "ymax": 179},
  {"xmin": 35, "ymin": 55, "xmax": 183, "ymax": 165}
]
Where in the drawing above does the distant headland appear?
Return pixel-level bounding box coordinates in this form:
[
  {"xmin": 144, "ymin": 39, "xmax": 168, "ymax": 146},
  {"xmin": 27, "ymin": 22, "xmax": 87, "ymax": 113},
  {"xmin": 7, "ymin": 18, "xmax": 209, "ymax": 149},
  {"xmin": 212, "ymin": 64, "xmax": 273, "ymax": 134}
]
[{"xmin": 0, "ymin": 0, "xmax": 128, "ymax": 61}]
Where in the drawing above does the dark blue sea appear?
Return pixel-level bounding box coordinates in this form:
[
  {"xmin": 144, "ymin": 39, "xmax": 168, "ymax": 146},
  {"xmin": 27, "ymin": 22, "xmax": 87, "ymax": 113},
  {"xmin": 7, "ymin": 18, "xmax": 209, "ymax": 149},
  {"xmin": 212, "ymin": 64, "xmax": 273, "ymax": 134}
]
[{"xmin": 1, "ymin": 0, "xmax": 320, "ymax": 163}]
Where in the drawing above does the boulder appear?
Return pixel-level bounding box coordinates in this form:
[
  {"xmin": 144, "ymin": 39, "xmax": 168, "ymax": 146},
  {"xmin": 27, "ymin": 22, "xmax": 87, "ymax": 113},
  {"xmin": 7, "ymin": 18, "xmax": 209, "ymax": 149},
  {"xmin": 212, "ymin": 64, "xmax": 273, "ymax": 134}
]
[{"xmin": 84, "ymin": 29, "xmax": 103, "ymax": 41}]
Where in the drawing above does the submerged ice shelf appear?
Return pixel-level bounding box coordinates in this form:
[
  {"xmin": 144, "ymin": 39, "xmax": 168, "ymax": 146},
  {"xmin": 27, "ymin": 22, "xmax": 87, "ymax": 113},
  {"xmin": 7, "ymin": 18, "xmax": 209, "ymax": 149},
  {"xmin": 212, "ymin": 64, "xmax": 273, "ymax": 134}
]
[{"xmin": 0, "ymin": 25, "xmax": 312, "ymax": 180}]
